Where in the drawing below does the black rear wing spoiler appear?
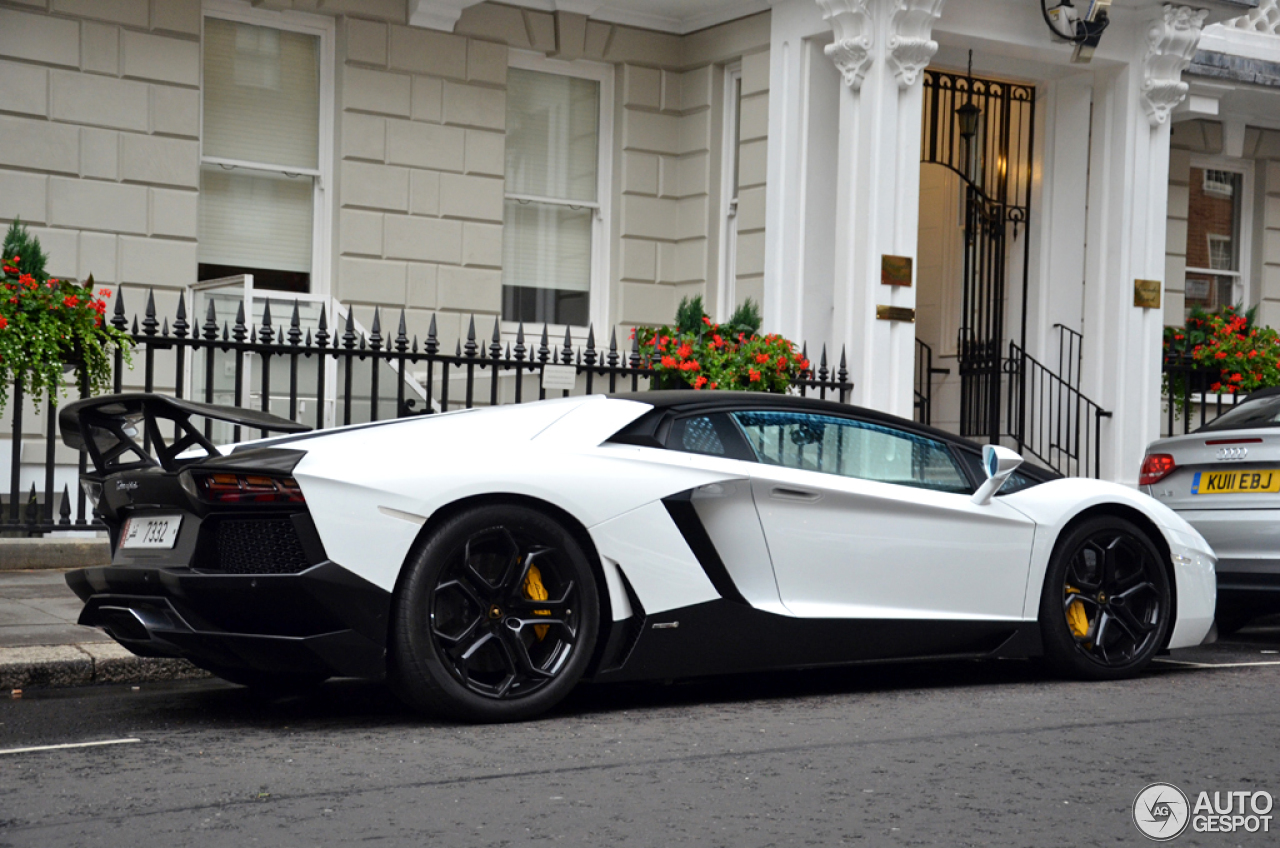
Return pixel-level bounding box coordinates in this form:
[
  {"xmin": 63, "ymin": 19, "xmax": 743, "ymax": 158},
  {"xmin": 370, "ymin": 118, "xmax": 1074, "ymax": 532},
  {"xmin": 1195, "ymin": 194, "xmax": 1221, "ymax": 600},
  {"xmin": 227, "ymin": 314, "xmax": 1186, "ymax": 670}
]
[{"xmin": 60, "ymin": 393, "xmax": 312, "ymax": 475}]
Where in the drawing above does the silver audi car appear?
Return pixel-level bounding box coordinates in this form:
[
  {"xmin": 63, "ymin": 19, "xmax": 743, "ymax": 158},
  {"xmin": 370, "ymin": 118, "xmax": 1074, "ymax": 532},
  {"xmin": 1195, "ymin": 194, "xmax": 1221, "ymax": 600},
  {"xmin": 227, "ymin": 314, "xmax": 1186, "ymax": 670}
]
[{"xmin": 1142, "ymin": 387, "xmax": 1280, "ymax": 631}]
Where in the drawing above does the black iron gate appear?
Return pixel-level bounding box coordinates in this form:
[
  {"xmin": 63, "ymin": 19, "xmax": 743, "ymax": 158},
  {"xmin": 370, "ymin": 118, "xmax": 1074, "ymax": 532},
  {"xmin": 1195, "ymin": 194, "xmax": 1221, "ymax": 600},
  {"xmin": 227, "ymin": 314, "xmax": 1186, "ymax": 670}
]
[{"xmin": 920, "ymin": 68, "xmax": 1034, "ymax": 442}]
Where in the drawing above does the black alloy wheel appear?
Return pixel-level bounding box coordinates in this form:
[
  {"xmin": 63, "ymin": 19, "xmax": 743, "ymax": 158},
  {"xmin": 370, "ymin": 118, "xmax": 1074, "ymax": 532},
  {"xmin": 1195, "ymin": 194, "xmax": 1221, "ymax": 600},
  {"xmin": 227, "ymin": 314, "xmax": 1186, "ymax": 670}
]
[
  {"xmin": 1039, "ymin": 516, "xmax": 1172, "ymax": 680},
  {"xmin": 391, "ymin": 505, "xmax": 599, "ymax": 722}
]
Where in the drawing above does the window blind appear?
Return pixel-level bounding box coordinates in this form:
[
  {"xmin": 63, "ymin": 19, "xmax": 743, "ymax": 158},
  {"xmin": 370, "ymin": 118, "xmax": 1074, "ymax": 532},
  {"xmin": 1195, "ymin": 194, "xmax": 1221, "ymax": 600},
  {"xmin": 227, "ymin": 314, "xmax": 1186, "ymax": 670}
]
[
  {"xmin": 198, "ymin": 166, "xmax": 313, "ymax": 272},
  {"xmin": 504, "ymin": 68, "xmax": 599, "ymax": 203},
  {"xmin": 203, "ymin": 18, "xmax": 320, "ymax": 169}
]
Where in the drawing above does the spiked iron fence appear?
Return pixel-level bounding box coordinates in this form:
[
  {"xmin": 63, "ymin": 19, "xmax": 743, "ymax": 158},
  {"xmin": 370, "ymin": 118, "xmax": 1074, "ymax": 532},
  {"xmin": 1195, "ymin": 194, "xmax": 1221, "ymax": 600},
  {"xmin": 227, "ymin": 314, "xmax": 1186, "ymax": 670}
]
[{"xmin": 3, "ymin": 289, "xmax": 853, "ymax": 536}]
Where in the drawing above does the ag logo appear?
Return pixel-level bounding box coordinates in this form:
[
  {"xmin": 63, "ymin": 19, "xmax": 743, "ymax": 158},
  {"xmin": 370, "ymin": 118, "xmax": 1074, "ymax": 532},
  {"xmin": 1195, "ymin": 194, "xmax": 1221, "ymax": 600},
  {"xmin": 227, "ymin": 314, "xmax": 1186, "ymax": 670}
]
[{"xmin": 1134, "ymin": 783, "xmax": 1190, "ymax": 841}]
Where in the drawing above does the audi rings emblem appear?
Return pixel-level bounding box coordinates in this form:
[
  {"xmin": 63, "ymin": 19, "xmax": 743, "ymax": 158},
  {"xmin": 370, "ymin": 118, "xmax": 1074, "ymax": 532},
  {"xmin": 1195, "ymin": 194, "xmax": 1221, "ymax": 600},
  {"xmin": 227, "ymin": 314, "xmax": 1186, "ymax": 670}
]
[{"xmin": 1216, "ymin": 446, "xmax": 1249, "ymax": 461}]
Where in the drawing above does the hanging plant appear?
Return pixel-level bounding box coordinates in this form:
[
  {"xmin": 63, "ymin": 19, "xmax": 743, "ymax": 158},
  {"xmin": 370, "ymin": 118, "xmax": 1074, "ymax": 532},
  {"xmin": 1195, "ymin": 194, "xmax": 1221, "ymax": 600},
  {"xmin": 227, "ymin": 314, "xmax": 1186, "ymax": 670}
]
[{"xmin": 0, "ymin": 220, "xmax": 134, "ymax": 413}]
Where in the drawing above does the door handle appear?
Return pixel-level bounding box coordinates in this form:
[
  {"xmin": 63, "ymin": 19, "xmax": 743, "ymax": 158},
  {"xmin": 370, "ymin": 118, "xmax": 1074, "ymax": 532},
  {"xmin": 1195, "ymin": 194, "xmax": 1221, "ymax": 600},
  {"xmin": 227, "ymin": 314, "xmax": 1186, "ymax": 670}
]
[{"xmin": 770, "ymin": 486, "xmax": 821, "ymax": 502}]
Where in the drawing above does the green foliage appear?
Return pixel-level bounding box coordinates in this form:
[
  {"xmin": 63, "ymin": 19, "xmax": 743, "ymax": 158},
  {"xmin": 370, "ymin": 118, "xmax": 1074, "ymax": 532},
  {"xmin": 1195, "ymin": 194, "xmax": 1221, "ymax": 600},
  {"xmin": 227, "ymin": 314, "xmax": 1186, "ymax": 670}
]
[
  {"xmin": 725, "ymin": 298, "xmax": 762, "ymax": 338},
  {"xmin": 633, "ymin": 297, "xmax": 808, "ymax": 392},
  {"xmin": 1162, "ymin": 303, "xmax": 1259, "ymax": 417},
  {"xmin": 1191, "ymin": 311, "xmax": 1280, "ymax": 394},
  {"xmin": 2, "ymin": 219, "xmax": 49, "ymax": 281},
  {"xmin": 674, "ymin": 295, "xmax": 706, "ymax": 335},
  {"xmin": 0, "ymin": 221, "xmax": 134, "ymax": 412}
]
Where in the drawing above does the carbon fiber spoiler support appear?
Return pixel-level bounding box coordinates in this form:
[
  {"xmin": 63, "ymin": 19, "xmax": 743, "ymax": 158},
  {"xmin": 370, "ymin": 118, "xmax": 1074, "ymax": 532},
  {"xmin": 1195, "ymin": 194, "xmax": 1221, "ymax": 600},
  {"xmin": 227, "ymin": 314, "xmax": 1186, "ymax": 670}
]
[{"xmin": 59, "ymin": 393, "xmax": 312, "ymax": 475}]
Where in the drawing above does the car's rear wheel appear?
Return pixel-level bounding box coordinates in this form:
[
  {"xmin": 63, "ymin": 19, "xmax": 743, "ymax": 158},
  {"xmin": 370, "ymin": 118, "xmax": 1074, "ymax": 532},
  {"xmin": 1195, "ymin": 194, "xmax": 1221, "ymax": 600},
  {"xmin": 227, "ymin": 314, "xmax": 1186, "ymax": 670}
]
[
  {"xmin": 1039, "ymin": 516, "xmax": 1172, "ymax": 680},
  {"xmin": 390, "ymin": 504, "xmax": 599, "ymax": 723}
]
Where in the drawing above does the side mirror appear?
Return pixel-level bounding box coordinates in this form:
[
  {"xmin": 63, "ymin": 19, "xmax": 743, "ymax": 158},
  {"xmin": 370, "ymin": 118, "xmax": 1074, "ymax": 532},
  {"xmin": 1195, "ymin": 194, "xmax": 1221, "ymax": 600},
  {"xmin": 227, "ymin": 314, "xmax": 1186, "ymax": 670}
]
[{"xmin": 970, "ymin": 445, "xmax": 1024, "ymax": 505}]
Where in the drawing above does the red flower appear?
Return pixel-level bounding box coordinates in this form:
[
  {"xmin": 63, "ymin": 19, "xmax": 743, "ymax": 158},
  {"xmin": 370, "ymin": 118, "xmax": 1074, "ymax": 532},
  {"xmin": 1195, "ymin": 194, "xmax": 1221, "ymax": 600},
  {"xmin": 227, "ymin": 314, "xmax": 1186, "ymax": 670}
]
[
  {"xmin": 1211, "ymin": 382, "xmax": 1222, "ymax": 391},
  {"xmin": 702, "ymin": 316, "xmax": 711, "ymax": 326},
  {"xmin": 748, "ymin": 368, "xmax": 761, "ymax": 382},
  {"xmin": 661, "ymin": 355, "xmax": 677, "ymax": 368},
  {"xmin": 99, "ymin": 288, "xmax": 112, "ymax": 298},
  {"xmin": 1230, "ymin": 373, "xmax": 1244, "ymax": 383},
  {"xmin": 0, "ymin": 316, "xmax": 7, "ymax": 329},
  {"xmin": 1249, "ymin": 350, "xmax": 1259, "ymax": 359},
  {"xmin": 676, "ymin": 343, "xmax": 693, "ymax": 359},
  {"xmin": 1215, "ymin": 351, "xmax": 1228, "ymax": 359},
  {"xmin": 694, "ymin": 375, "xmax": 708, "ymax": 389},
  {"xmin": 754, "ymin": 353, "xmax": 769, "ymax": 364},
  {"xmin": 63, "ymin": 294, "xmax": 79, "ymax": 308},
  {"xmin": 709, "ymin": 382, "xmax": 717, "ymax": 389}
]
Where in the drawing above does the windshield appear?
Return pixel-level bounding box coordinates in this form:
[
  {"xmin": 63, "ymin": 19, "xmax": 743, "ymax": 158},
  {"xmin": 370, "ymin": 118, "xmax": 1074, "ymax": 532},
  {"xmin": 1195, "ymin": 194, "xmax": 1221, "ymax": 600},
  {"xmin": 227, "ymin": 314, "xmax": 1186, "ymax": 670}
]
[{"xmin": 1200, "ymin": 395, "xmax": 1280, "ymax": 432}]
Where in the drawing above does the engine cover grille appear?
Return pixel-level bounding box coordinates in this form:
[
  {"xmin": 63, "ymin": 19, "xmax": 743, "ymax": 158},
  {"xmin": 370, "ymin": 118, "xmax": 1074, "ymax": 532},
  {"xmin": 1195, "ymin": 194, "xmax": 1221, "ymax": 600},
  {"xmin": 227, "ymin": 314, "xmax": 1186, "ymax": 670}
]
[{"xmin": 215, "ymin": 518, "xmax": 312, "ymax": 575}]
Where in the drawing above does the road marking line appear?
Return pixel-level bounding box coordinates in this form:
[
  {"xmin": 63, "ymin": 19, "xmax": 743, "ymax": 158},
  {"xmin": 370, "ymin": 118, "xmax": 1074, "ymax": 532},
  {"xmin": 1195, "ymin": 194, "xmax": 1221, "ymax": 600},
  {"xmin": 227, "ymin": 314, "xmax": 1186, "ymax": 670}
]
[
  {"xmin": 1155, "ymin": 659, "xmax": 1280, "ymax": 669},
  {"xmin": 0, "ymin": 738, "xmax": 141, "ymax": 756}
]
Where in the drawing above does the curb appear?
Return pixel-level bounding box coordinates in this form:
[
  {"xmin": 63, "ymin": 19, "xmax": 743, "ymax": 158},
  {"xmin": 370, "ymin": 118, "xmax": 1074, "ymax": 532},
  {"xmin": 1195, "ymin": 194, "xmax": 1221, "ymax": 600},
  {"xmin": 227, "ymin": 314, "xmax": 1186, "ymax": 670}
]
[
  {"xmin": 0, "ymin": 537, "xmax": 111, "ymax": 572},
  {"xmin": 1, "ymin": 643, "xmax": 210, "ymax": 691}
]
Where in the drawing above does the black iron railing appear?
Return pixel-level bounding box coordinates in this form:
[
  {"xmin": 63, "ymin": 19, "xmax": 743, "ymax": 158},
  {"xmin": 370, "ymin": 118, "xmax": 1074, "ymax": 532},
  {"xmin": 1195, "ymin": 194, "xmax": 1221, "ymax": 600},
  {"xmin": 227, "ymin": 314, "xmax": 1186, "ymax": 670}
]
[
  {"xmin": 1007, "ymin": 341, "xmax": 1111, "ymax": 479},
  {"xmin": 1161, "ymin": 355, "xmax": 1245, "ymax": 437},
  {"xmin": 913, "ymin": 338, "xmax": 950, "ymax": 427},
  {"xmin": 3, "ymin": 290, "xmax": 853, "ymax": 536}
]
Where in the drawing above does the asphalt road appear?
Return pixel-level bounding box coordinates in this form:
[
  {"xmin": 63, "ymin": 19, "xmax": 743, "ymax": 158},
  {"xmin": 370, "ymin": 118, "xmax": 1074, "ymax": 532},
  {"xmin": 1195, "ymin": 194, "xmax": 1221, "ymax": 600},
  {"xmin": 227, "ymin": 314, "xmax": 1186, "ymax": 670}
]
[{"xmin": 3, "ymin": 631, "xmax": 1280, "ymax": 847}]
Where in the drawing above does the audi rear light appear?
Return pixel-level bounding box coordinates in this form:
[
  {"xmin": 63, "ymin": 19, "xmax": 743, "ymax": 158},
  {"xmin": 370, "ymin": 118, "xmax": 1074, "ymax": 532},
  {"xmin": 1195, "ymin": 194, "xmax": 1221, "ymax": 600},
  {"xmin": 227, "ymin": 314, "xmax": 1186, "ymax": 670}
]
[
  {"xmin": 194, "ymin": 473, "xmax": 305, "ymax": 504},
  {"xmin": 1139, "ymin": 454, "xmax": 1176, "ymax": 486}
]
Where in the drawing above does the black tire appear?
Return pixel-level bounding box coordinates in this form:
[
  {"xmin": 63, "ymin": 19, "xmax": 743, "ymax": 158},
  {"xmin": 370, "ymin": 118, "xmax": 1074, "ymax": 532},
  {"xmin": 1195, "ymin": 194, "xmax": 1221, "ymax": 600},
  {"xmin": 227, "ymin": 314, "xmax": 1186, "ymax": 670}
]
[
  {"xmin": 1039, "ymin": 516, "xmax": 1172, "ymax": 680},
  {"xmin": 390, "ymin": 504, "xmax": 599, "ymax": 723}
]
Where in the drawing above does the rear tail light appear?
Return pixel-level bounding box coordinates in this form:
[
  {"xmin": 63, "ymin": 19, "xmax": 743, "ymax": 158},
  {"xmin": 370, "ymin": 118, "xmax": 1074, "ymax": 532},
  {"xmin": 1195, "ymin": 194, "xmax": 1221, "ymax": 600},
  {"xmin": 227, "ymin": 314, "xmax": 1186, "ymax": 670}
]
[
  {"xmin": 194, "ymin": 473, "xmax": 305, "ymax": 504},
  {"xmin": 1139, "ymin": 454, "xmax": 1176, "ymax": 486}
]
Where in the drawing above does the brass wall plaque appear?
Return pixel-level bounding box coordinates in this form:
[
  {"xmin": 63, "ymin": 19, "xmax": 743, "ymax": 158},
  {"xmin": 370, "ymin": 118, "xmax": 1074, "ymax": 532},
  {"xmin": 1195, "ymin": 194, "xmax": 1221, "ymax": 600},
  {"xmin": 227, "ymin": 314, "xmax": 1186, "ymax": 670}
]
[
  {"xmin": 1134, "ymin": 279, "xmax": 1161, "ymax": 309},
  {"xmin": 876, "ymin": 305, "xmax": 916, "ymax": 322},
  {"xmin": 882, "ymin": 255, "xmax": 913, "ymax": 287}
]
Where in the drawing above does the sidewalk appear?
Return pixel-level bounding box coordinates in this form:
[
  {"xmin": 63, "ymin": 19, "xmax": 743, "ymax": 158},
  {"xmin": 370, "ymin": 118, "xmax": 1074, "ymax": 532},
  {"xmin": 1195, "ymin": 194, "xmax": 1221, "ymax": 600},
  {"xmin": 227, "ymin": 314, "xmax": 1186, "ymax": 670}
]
[{"xmin": 0, "ymin": 568, "xmax": 207, "ymax": 691}]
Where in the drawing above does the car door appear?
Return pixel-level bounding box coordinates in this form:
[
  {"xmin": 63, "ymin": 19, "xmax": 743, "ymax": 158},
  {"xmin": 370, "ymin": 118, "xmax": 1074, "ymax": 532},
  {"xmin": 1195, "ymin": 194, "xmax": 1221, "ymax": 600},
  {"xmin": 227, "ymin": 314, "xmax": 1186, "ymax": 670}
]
[{"xmin": 732, "ymin": 410, "xmax": 1036, "ymax": 620}]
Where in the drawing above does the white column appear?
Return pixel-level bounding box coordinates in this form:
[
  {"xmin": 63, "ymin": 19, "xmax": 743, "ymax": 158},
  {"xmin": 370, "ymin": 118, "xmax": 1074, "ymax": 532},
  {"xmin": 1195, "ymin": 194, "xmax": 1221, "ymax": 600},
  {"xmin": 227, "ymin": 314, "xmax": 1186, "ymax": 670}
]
[
  {"xmin": 819, "ymin": 0, "xmax": 944, "ymax": 417},
  {"xmin": 1081, "ymin": 5, "xmax": 1207, "ymax": 484}
]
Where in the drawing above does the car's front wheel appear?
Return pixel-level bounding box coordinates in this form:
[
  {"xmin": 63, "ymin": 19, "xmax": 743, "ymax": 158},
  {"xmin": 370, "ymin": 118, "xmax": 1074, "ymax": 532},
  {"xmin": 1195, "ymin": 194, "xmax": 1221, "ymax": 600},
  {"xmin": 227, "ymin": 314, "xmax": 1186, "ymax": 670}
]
[
  {"xmin": 1039, "ymin": 516, "xmax": 1172, "ymax": 680},
  {"xmin": 390, "ymin": 504, "xmax": 599, "ymax": 722}
]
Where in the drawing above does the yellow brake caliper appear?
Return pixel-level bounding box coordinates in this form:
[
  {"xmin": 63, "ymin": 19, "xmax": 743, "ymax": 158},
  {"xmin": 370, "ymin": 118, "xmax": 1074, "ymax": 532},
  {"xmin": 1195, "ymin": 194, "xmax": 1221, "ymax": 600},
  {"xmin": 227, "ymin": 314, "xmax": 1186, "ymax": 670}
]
[
  {"xmin": 522, "ymin": 563, "xmax": 552, "ymax": 640},
  {"xmin": 1065, "ymin": 586, "xmax": 1090, "ymax": 638}
]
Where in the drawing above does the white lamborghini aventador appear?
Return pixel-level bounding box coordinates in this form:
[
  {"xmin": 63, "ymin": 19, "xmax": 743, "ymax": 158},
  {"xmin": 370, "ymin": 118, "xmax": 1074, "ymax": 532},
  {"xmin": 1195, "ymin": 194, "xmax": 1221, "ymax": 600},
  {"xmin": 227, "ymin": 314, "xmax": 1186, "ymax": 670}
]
[{"xmin": 61, "ymin": 391, "xmax": 1216, "ymax": 721}]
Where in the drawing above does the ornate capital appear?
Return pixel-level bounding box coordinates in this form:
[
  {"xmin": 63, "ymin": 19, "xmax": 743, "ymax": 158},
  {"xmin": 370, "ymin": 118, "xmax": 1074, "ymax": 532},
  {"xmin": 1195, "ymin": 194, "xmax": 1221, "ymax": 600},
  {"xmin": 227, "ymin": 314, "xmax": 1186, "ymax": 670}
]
[
  {"xmin": 887, "ymin": 0, "xmax": 944, "ymax": 88},
  {"xmin": 1142, "ymin": 4, "xmax": 1209, "ymax": 126},
  {"xmin": 817, "ymin": 0, "xmax": 875, "ymax": 90}
]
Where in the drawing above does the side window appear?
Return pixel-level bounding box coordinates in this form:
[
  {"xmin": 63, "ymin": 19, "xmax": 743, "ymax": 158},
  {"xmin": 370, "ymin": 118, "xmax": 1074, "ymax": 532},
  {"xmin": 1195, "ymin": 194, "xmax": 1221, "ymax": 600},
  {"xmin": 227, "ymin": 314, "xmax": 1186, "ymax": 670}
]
[
  {"xmin": 665, "ymin": 414, "xmax": 755, "ymax": 461},
  {"xmin": 731, "ymin": 411, "xmax": 970, "ymax": 493}
]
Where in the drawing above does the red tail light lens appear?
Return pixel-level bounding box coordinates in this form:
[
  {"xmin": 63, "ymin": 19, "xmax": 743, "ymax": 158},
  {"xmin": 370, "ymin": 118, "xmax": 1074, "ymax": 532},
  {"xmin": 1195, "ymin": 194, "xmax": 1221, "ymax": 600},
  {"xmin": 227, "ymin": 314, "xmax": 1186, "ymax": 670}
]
[
  {"xmin": 1139, "ymin": 454, "xmax": 1176, "ymax": 486},
  {"xmin": 195, "ymin": 473, "xmax": 305, "ymax": 504}
]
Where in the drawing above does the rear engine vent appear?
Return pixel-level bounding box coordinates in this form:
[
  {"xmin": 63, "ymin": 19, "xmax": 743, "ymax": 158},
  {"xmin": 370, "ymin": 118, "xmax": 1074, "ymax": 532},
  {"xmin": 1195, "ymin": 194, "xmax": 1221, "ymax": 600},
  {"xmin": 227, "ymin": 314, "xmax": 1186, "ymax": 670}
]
[{"xmin": 215, "ymin": 519, "xmax": 311, "ymax": 575}]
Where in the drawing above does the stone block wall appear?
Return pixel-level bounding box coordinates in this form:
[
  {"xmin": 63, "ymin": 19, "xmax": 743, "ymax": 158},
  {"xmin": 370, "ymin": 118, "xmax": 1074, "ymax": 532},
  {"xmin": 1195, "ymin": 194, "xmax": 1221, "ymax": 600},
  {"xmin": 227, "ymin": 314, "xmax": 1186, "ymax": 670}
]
[
  {"xmin": 0, "ymin": 0, "xmax": 201, "ymax": 301},
  {"xmin": 335, "ymin": 16, "xmax": 506, "ymax": 349}
]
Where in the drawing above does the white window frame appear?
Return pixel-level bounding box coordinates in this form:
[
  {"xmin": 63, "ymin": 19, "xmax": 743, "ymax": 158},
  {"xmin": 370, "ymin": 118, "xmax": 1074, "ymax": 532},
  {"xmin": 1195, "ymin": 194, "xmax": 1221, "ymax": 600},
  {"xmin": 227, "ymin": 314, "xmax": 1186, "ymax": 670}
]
[
  {"xmin": 1185, "ymin": 155, "xmax": 1253, "ymax": 311},
  {"xmin": 501, "ymin": 50, "xmax": 614, "ymax": 338},
  {"xmin": 716, "ymin": 63, "xmax": 742, "ymax": 323},
  {"xmin": 199, "ymin": 0, "xmax": 335, "ymax": 299}
]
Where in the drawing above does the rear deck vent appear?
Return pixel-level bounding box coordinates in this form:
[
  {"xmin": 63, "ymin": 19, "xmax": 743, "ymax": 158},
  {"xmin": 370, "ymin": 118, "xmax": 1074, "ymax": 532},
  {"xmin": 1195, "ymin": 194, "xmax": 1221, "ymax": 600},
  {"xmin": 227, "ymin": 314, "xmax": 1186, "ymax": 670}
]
[{"xmin": 215, "ymin": 519, "xmax": 311, "ymax": 574}]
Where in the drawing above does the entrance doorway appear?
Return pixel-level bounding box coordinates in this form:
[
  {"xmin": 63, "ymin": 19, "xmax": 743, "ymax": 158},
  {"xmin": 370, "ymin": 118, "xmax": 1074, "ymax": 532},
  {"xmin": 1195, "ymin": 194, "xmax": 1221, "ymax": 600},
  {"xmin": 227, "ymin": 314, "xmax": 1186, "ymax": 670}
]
[{"xmin": 914, "ymin": 69, "xmax": 1034, "ymax": 443}]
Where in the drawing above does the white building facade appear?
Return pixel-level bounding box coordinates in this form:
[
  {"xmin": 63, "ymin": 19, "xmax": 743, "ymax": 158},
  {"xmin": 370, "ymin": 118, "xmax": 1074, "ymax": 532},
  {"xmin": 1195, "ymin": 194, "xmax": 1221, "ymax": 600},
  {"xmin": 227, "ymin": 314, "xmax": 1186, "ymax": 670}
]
[{"xmin": 0, "ymin": 0, "xmax": 1275, "ymax": 490}]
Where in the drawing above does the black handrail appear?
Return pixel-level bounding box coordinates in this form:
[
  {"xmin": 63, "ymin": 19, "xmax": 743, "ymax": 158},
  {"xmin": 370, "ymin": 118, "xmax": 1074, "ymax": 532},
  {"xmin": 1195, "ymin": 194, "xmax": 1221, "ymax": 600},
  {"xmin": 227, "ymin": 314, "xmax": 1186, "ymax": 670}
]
[{"xmin": 1007, "ymin": 340, "xmax": 1110, "ymax": 478}]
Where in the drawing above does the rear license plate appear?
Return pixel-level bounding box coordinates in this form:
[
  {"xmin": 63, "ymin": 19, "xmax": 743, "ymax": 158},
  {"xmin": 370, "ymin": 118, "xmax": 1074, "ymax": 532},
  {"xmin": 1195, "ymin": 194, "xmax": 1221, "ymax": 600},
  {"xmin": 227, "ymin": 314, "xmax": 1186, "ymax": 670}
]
[
  {"xmin": 120, "ymin": 515, "xmax": 183, "ymax": 549},
  {"xmin": 1191, "ymin": 470, "xmax": 1280, "ymax": 495}
]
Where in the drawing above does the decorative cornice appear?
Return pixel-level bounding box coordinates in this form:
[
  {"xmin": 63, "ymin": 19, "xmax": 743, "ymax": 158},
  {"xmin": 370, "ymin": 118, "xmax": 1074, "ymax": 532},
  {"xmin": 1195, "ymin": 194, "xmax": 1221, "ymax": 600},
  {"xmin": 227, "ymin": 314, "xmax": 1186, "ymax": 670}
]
[
  {"xmin": 817, "ymin": 0, "xmax": 875, "ymax": 90},
  {"xmin": 1142, "ymin": 4, "xmax": 1210, "ymax": 126},
  {"xmin": 887, "ymin": 0, "xmax": 945, "ymax": 88}
]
